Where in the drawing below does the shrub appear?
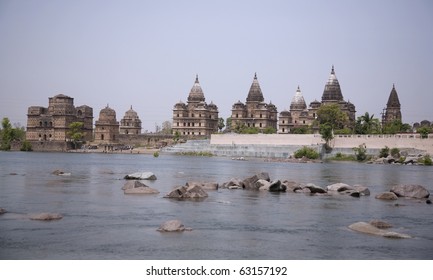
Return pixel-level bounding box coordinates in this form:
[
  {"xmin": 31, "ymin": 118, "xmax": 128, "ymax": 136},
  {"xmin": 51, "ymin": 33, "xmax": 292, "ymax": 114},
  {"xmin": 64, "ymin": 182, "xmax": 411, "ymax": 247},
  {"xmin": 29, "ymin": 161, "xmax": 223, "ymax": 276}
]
[
  {"xmin": 390, "ymin": 147, "xmax": 400, "ymax": 158},
  {"xmin": 153, "ymin": 151, "xmax": 159, "ymax": 157},
  {"xmin": 423, "ymin": 155, "xmax": 432, "ymax": 166},
  {"xmin": 379, "ymin": 146, "xmax": 389, "ymax": 158},
  {"xmin": 353, "ymin": 144, "xmax": 367, "ymax": 161},
  {"xmin": 294, "ymin": 146, "xmax": 319, "ymax": 159},
  {"xmin": 20, "ymin": 140, "xmax": 32, "ymax": 151}
]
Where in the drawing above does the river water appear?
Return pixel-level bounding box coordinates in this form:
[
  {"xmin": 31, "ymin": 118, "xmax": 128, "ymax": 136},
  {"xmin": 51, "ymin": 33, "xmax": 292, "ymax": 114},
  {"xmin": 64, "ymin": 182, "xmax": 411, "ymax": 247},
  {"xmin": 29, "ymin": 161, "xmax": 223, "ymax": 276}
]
[{"xmin": 0, "ymin": 151, "xmax": 432, "ymax": 260}]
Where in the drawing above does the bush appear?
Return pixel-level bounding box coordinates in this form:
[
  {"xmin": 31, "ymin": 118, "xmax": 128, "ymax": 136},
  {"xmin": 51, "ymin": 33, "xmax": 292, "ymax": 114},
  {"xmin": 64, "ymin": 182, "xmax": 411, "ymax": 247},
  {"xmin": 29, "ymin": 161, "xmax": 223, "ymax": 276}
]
[
  {"xmin": 390, "ymin": 147, "xmax": 400, "ymax": 158},
  {"xmin": 294, "ymin": 146, "xmax": 319, "ymax": 159},
  {"xmin": 20, "ymin": 140, "xmax": 32, "ymax": 151},
  {"xmin": 353, "ymin": 144, "xmax": 367, "ymax": 161},
  {"xmin": 153, "ymin": 151, "xmax": 159, "ymax": 157},
  {"xmin": 379, "ymin": 146, "xmax": 389, "ymax": 158},
  {"xmin": 423, "ymin": 155, "xmax": 432, "ymax": 166}
]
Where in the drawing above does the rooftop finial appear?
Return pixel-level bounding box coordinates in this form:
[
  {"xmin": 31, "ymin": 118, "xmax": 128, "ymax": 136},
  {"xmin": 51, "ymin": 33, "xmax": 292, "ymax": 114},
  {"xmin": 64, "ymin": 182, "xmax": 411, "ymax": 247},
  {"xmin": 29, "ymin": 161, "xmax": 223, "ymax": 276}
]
[
  {"xmin": 254, "ymin": 72, "xmax": 257, "ymax": 79},
  {"xmin": 195, "ymin": 74, "xmax": 199, "ymax": 83},
  {"xmin": 297, "ymin": 85, "xmax": 300, "ymax": 91},
  {"xmin": 331, "ymin": 65, "xmax": 335, "ymax": 74},
  {"xmin": 130, "ymin": 105, "xmax": 132, "ymax": 110}
]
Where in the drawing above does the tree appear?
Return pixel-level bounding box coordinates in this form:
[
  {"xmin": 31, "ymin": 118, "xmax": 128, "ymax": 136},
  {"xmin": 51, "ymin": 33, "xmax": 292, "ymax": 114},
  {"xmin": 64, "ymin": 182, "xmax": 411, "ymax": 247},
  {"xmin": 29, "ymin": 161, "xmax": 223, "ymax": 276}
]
[
  {"xmin": 382, "ymin": 119, "xmax": 411, "ymax": 134},
  {"xmin": 355, "ymin": 112, "xmax": 381, "ymax": 134},
  {"xmin": 218, "ymin": 117, "xmax": 225, "ymax": 132},
  {"xmin": 1, "ymin": 117, "xmax": 13, "ymax": 150},
  {"xmin": 263, "ymin": 126, "xmax": 276, "ymax": 134},
  {"xmin": 225, "ymin": 117, "xmax": 232, "ymax": 132},
  {"xmin": 67, "ymin": 122, "xmax": 84, "ymax": 150},
  {"xmin": 319, "ymin": 123, "xmax": 333, "ymax": 148},
  {"xmin": 316, "ymin": 104, "xmax": 348, "ymax": 130},
  {"xmin": 161, "ymin": 121, "xmax": 172, "ymax": 134},
  {"xmin": 417, "ymin": 126, "xmax": 432, "ymax": 139}
]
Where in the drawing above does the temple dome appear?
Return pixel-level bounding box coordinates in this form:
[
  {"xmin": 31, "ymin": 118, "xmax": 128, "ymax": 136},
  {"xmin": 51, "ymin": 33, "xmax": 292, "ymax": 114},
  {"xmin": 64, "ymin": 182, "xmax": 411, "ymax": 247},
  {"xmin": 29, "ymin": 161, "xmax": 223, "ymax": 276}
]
[
  {"xmin": 187, "ymin": 75, "xmax": 205, "ymax": 103},
  {"xmin": 322, "ymin": 66, "xmax": 344, "ymax": 102},
  {"xmin": 246, "ymin": 73, "xmax": 264, "ymax": 102},
  {"xmin": 123, "ymin": 106, "xmax": 139, "ymax": 119},
  {"xmin": 99, "ymin": 105, "xmax": 117, "ymax": 122},
  {"xmin": 290, "ymin": 86, "xmax": 307, "ymax": 110}
]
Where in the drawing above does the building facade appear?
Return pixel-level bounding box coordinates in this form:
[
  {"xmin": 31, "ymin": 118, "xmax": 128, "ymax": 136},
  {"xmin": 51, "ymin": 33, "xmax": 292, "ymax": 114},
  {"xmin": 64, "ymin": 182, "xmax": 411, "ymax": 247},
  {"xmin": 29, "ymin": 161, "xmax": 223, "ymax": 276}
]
[
  {"xmin": 172, "ymin": 75, "xmax": 219, "ymax": 137},
  {"xmin": 94, "ymin": 105, "xmax": 120, "ymax": 144},
  {"xmin": 231, "ymin": 73, "xmax": 278, "ymax": 132},
  {"xmin": 26, "ymin": 94, "xmax": 93, "ymax": 142},
  {"xmin": 382, "ymin": 84, "xmax": 402, "ymax": 126},
  {"xmin": 120, "ymin": 106, "xmax": 142, "ymax": 135}
]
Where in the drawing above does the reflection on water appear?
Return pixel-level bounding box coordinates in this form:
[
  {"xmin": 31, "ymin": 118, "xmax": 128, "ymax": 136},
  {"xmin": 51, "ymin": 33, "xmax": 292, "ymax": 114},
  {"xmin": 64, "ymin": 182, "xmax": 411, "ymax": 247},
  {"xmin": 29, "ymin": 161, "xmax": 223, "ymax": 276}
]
[{"xmin": 0, "ymin": 151, "xmax": 432, "ymax": 260}]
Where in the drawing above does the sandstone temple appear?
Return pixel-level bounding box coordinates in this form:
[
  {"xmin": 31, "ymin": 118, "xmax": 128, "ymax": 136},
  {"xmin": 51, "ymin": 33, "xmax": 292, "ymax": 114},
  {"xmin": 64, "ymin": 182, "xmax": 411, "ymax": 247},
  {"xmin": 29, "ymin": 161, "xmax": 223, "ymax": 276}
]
[
  {"xmin": 172, "ymin": 75, "xmax": 219, "ymax": 137},
  {"xmin": 382, "ymin": 84, "xmax": 402, "ymax": 126}
]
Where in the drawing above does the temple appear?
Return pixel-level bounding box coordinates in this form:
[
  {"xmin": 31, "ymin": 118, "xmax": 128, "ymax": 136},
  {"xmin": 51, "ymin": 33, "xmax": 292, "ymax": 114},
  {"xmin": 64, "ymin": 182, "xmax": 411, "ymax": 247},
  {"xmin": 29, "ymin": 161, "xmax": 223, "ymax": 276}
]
[
  {"xmin": 382, "ymin": 84, "xmax": 402, "ymax": 126},
  {"xmin": 172, "ymin": 75, "xmax": 219, "ymax": 137},
  {"xmin": 231, "ymin": 73, "xmax": 278, "ymax": 132},
  {"xmin": 120, "ymin": 106, "xmax": 142, "ymax": 135}
]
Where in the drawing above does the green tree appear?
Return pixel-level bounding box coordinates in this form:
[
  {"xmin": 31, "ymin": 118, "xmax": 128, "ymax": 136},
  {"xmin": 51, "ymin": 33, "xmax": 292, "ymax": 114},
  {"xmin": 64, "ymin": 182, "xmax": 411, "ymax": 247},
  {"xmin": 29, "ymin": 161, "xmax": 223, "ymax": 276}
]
[
  {"xmin": 319, "ymin": 123, "xmax": 333, "ymax": 148},
  {"xmin": 292, "ymin": 126, "xmax": 310, "ymax": 134},
  {"xmin": 316, "ymin": 104, "xmax": 348, "ymax": 130},
  {"xmin": 417, "ymin": 126, "xmax": 432, "ymax": 139},
  {"xmin": 1, "ymin": 117, "xmax": 13, "ymax": 150},
  {"xmin": 173, "ymin": 131, "xmax": 180, "ymax": 142},
  {"xmin": 67, "ymin": 122, "xmax": 84, "ymax": 149},
  {"xmin": 355, "ymin": 112, "xmax": 381, "ymax": 134},
  {"xmin": 226, "ymin": 117, "xmax": 232, "ymax": 132},
  {"xmin": 353, "ymin": 143, "xmax": 367, "ymax": 161},
  {"xmin": 382, "ymin": 119, "xmax": 411, "ymax": 134},
  {"xmin": 218, "ymin": 117, "xmax": 225, "ymax": 132}
]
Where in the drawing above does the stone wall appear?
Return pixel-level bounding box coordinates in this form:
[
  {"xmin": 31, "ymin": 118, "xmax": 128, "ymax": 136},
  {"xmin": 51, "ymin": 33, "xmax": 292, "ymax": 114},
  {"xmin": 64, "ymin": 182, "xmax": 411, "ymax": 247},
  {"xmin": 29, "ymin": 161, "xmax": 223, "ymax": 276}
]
[{"xmin": 162, "ymin": 133, "xmax": 433, "ymax": 158}]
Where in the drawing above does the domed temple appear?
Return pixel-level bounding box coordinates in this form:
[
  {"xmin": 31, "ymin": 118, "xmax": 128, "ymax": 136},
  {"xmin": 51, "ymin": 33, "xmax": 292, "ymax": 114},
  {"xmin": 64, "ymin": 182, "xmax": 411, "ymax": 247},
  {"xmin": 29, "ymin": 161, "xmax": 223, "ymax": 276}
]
[
  {"xmin": 120, "ymin": 106, "xmax": 142, "ymax": 135},
  {"xmin": 231, "ymin": 73, "xmax": 278, "ymax": 132},
  {"xmin": 172, "ymin": 75, "xmax": 219, "ymax": 137},
  {"xmin": 278, "ymin": 66, "xmax": 356, "ymax": 133},
  {"xmin": 382, "ymin": 84, "xmax": 402, "ymax": 126},
  {"xmin": 94, "ymin": 105, "xmax": 119, "ymax": 144},
  {"xmin": 26, "ymin": 94, "xmax": 93, "ymax": 143}
]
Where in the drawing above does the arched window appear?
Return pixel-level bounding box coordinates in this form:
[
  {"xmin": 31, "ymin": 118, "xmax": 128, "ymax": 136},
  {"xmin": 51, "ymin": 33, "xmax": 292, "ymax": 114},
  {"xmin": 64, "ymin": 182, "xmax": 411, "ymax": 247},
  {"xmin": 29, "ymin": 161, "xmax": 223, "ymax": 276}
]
[{"xmin": 101, "ymin": 134, "xmax": 104, "ymax": 140}]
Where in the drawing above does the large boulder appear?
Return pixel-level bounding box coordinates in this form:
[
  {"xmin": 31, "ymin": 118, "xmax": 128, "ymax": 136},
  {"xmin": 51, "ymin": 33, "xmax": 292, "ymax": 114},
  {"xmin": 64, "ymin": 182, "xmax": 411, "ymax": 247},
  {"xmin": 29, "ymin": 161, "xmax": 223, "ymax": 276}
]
[
  {"xmin": 375, "ymin": 192, "xmax": 399, "ymax": 200},
  {"xmin": 242, "ymin": 172, "xmax": 270, "ymax": 190},
  {"xmin": 123, "ymin": 181, "xmax": 159, "ymax": 194},
  {"xmin": 326, "ymin": 183, "xmax": 352, "ymax": 192},
  {"xmin": 157, "ymin": 220, "xmax": 192, "ymax": 232},
  {"xmin": 30, "ymin": 213, "xmax": 63, "ymax": 221},
  {"xmin": 164, "ymin": 185, "xmax": 208, "ymax": 199},
  {"xmin": 353, "ymin": 185, "xmax": 371, "ymax": 196},
  {"xmin": 221, "ymin": 178, "xmax": 244, "ymax": 189},
  {"xmin": 186, "ymin": 181, "xmax": 218, "ymax": 191},
  {"xmin": 269, "ymin": 180, "xmax": 286, "ymax": 192},
  {"xmin": 304, "ymin": 183, "xmax": 327, "ymax": 194},
  {"xmin": 390, "ymin": 185, "xmax": 430, "ymax": 199},
  {"xmin": 348, "ymin": 222, "xmax": 411, "ymax": 239},
  {"xmin": 282, "ymin": 181, "xmax": 303, "ymax": 192},
  {"xmin": 369, "ymin": 219, "xmax": 393, "ymax": 229},
  {"xmin": 124, "ymin": 172, "xmax": 157, "ymax": 180},
  {"xmin": 257, "ymin": 179, "xmax": 271, "ymax": 191}
]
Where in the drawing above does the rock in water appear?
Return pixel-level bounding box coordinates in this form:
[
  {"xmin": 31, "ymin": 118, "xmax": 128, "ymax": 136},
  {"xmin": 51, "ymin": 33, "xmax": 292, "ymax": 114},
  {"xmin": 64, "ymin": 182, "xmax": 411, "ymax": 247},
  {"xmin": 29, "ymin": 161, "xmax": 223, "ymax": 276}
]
[
  {"xmin": 122, "ymin": 180, "xmax": 159, "ymax": 194},
  {"xmin": 375, "ymin": 192, "xmax": 399, "ymax": 200},
  {"xmin": 186, "ymin": 181, "xmax": 219, "ymax": 190},
  {"xmin": 0, "ymin": 208, "xmax": 7, "ymax": 215},
  {"xmin": 304, "ymin": 183, "xmax": 327, "ymax": 194},
  {"xmin": 390, "ymin": 185, "xmax": 430, "ymax": 199},
  {"xmin": 268, "ymin": 180, "xmax": 286, "ymax": 192},
  {"xmin": 242, "ymin": 172, "xmax": 270, "ymax": 190},
  {"xmin": 326, "ymin": 183, "xmax": 352, "ymax": 192},
  {"xmin": 348, "ymin": 222, "xmax": 411, "ymax": 239},
  {"xmin": 157, "ymin": 220, "xmax": 192, "ymax": 232},
  {"xmin": 369, "ymin": 219, "xmax": 393, "ymax": 229},
  {"xmin": 30, "ymin": 213, "xmax": 63, "ymax": 221},
  {"xmin": 164, "ymin": 185, "xmax": 208, "ymax": 199},
  {"xmin": 124, "ymin": 172, "xmax": 157, "ymax": 180},
  {"xmin": 52, "ymin": 169, "xmax": 71, "ymax": 176}
]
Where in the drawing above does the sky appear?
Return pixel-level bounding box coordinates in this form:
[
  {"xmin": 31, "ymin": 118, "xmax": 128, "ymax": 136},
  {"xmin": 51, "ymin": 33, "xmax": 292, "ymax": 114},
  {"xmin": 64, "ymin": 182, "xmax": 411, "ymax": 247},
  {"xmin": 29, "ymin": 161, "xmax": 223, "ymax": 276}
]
[{"xmin": 0, "ymin": 0, "xmax": 432, "ymax": 132}]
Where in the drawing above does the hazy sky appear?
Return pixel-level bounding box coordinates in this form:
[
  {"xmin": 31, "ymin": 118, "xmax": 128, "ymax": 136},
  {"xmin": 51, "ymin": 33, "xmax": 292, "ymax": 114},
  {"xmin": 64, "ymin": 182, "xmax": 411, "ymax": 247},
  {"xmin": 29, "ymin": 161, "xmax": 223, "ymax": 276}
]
[{"xmin": 1, "ymin": 0, "xmax": 432, "ymax": 132}]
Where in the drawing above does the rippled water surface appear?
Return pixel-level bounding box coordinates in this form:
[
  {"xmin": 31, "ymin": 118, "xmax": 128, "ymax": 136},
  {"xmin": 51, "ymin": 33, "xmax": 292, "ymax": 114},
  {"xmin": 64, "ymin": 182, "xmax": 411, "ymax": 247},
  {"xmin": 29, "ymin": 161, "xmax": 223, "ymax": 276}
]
[{"xmin": 0, "ymin": 151, "xmax": 432, "ymax": 259}]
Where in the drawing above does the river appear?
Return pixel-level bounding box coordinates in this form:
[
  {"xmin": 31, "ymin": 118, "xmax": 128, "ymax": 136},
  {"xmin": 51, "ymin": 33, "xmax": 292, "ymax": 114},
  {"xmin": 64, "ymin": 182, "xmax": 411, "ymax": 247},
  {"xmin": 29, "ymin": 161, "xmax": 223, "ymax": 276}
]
[{"xmin": 0, "ymin": 151, "xmax": 432, "ymax": 259}]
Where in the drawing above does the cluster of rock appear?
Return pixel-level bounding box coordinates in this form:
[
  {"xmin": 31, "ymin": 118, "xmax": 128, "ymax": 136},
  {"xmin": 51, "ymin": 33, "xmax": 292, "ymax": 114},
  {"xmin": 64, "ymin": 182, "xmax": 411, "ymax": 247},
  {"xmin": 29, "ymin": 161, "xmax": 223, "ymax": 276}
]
[
  {"xmin": 219, "ymin": 172, "xmax": 370, "ymax": 197},
  {"xmin": 348, "ymin": 220, "xmax": 411, "ymax": 239},
  {"xmin": 164, "ymin": 184, "xmax": 209, "ymax": 199},
  {"xmin": 369, "ymin": 154, "xmax": 425, "ymax": 165},
  {"xmin": 375, "ymin": 184, "xmax": 430, "ymax": 203},
  {"xmin": 52, "ymin": 169, "xmax": 71, "ymax": 176}
]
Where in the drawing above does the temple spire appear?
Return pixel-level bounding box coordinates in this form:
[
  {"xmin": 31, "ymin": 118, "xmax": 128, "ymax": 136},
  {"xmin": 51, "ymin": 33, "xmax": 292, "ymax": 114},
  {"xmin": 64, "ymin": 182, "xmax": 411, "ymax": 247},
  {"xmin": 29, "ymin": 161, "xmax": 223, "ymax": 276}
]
[{"xmin": 195, "ymin": 74, "xmax": 199, "ymax": 83}]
